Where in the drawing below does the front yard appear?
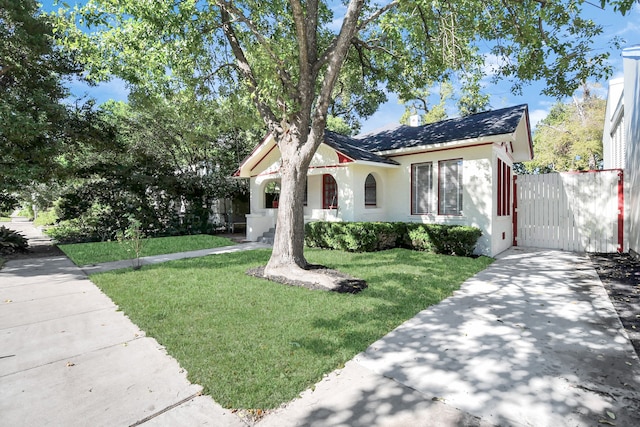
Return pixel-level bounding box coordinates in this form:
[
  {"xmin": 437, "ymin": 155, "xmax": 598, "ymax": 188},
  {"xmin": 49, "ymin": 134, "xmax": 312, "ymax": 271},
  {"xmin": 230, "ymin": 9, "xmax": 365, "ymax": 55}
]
[
  {"xmin": 59, "ymin": 234, "xmax": 235, "ymax": 265},
  {"xmin": 89, "ymin": 247, "xmax": 492, "ymax": 410}
]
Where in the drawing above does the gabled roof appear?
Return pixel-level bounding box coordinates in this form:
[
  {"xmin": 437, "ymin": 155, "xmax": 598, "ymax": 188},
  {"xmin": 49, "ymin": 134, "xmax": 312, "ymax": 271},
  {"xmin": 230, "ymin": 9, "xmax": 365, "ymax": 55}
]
[
  {"xmin": 355, "ymin": 104, "xmax": 530, "ymax": 153},
  {"xmin": 236, "ymin": 104, "xmax": 532, "ymax": 177},
  {"xmin": 323, "ymin": 131, "xmax": 399, "ymax": 165}
]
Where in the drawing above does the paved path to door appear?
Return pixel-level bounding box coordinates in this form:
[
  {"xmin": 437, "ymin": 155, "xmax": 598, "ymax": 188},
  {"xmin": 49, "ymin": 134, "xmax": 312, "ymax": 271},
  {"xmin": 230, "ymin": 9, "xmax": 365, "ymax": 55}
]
[{"xmin": 1, "ymin": 222, "xmax": 639, "ymax": 426}]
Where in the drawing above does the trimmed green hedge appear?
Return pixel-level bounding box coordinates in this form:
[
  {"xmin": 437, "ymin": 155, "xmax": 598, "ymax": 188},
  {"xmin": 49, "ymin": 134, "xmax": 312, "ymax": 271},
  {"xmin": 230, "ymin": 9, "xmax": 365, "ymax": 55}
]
[{"xmin": 305, "ymin": 221, "xmax": 482, "ymax": 257}]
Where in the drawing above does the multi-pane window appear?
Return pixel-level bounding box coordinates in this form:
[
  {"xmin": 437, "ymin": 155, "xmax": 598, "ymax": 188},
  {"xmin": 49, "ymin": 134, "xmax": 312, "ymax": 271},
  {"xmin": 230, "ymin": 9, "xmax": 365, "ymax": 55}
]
[
  {"xmin": 497, "ymin": 158, "xmax": 511, "ymax": 216},
  {"xmin": 364, "ymin": 174, "xmax": 377, "ymax": 206},
  {"xmin": 411, "ymin": 162, "xmax": 434, "ymax": 214},
  {"xmin": 323, "ymin": 174, "xmax": 338, "ymax": 209},
  {"xmin": 438, "ymin": 159, "xmax": 463, "ymax": 216}
]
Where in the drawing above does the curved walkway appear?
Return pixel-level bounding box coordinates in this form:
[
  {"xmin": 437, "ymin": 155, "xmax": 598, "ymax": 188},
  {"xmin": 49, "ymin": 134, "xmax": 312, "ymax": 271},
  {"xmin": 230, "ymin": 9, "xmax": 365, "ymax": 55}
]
[{"xmin": 1, "ymin": 222, "xmax": 639, "ymax": 426}]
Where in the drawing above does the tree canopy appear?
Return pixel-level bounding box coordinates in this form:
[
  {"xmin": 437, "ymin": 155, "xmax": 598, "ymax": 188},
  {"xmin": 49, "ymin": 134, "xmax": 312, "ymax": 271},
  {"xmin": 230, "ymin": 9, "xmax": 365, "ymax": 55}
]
[
  {"xmin": 0, "ymin": 0, "xmax": 81, "ymax": 196},
  {"xmin": 524, "ymin": 90, "xmax": 607, "ymax": 173},
  {"xmin": 51, "ymin": 91, "xmax": 259, "ymax": 241},
  {"xmin": 56, "ymin": 0, "xmax": 639, "ymax": 282}
]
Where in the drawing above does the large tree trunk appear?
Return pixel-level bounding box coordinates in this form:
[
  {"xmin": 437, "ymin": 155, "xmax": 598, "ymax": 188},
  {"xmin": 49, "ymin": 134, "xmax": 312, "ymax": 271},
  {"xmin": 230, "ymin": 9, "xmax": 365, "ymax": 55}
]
[
  {"xmin": 261, "ymin": 128, "xmax": 366, "ymax": 292},
  {"xmin": 263, "ymin": 129, "xmax": 316, "ymax": 276}
]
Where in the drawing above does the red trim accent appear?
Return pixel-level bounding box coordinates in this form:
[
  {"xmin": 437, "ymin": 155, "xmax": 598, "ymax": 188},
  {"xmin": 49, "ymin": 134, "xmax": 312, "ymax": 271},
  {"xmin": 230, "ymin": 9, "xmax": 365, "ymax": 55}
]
[
  {"xmin": 497, "ymin": 159, "xmax": 503, "ymax": 216},
  {"xmin": 617, "ymin": 170, "xmax": 624, "ymax": 253},
  {"xmin": 386, "ymin": 141, "xmax": 494, "ymax": 158},
  {"xmin": 561, "ymin": 168, "xmax": 624, "ymax": 174},
  {"xmin": 237, "ymin": 133, "xmax": 272, "ymax": 172},
  {"xmin": 513, "ymin": 175, "xmax": 518, "ymax": 246},
  {"xmin": 250, "ymin": 143, "xmax": 278, "ymax": 173},
  {"xmin": 507, "ymin": 165, "xmax": 512, "ymax": 215},
  {"xmin": 336, "ymin": 152, "xmax": 354, "ymax": 163},
  {"xmin": 307, "ymin": 164, "xmax": 349, "ymax": 171},
  {"xmin": 523, "ymin": 105, "xmax": 534, "ymax": 161}
]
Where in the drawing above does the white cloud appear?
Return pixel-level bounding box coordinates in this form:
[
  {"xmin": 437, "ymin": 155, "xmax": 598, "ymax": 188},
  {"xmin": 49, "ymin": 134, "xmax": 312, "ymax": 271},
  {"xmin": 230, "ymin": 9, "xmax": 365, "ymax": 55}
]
[
  {"xmin": 327, "ymin": 4, "xmax": 347, "ymax": 32},
  {"xmin": 529, "ymin": 108, "xmax": 549, "ymax": 131},
  {"xmin": 482, "ymin": 53, "xmax": 508, "ymax": 78}
]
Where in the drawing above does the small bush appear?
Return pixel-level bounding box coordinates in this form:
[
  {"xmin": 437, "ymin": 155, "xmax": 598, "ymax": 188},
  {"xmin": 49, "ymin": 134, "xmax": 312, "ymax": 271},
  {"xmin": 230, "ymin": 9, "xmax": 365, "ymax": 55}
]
[
  {"xmin": 305, "ymin": 222, "xmax": 404, "ymax": 252},
  {"xmin": 305, "ymin": 221, "xmax": 482, "ymax": 256},
  {"xmin": 0, "ymin": 226, "xmax": 29, "ymax": 255},
  {"xmin": 18, "ymin": 205, "xmax": 34, "ymax": 221},
  {"xmin": 406, "ymin": 224, "xmax": 481, "ymax": 256},
  {"xmin": 33, "ymin": 209, "xmax": 59, "ymax": 227},
  {"xmin": 45, "ymin": 219, "xmax": 101, "ymax": 244}
]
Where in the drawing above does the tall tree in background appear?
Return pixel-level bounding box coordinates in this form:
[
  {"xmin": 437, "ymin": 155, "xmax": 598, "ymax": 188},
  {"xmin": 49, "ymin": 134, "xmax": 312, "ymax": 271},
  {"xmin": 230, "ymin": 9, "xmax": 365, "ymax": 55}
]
[
  {"xmin": 0, "ymin": 0, "xmax": 82, "ymax": 206},
  {"xmin": 525, "ymin": 89, "xmax": 606, "ymax": 172},
  {"xmin": 56, "ymin": 92, "xmax": 259, "ymax": 239},
  {"xmin": 400, "ymin": 83, "xmax": 454, "ymax": 126},
  {"xmin": 399, "ymin": 76, "xmax": 491, "ymax": 126},
  {"xmin": 59, "ymin": 0, "xmax": 637, "ymax": 284}
]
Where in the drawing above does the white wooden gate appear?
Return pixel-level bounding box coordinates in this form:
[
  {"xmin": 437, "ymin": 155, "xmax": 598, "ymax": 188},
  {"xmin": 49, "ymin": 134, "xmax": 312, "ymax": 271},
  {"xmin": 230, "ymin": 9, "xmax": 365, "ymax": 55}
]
[{"xmin": 514, "ymin": 170, "xmax": 624, "ymax": 253}]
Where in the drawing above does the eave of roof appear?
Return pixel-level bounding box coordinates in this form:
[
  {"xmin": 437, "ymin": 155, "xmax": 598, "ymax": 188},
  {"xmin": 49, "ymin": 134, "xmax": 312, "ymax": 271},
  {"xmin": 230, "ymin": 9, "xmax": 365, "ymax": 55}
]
[
  {"xmin": 236, "ymin": 104, "xmax": 532, "ymax": 176},
  {"xmin": 323, "ymin": 131, "xmax": 400, "ymax": 166},
  {"xmin": 356, "ymin": 104, "xmax": 529, "ymax": 153}
]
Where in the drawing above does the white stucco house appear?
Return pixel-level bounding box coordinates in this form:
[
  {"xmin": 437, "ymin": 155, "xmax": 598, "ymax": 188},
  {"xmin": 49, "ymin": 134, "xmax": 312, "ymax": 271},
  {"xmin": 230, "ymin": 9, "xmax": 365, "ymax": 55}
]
[
  {"xmin": 236, "ymin": 104, "xmax": 533, "ymax": 256},
  {"xmin": 603, "ymin": 45, "xmax": 640, "ymax": 258}
]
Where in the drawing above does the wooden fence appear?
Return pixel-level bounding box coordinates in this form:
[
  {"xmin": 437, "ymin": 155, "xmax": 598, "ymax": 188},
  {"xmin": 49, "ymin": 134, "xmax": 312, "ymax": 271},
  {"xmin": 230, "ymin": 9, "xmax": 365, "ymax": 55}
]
[{"xmin": 514, "ymin": 170, "xmax": 624, "ymax": 253}]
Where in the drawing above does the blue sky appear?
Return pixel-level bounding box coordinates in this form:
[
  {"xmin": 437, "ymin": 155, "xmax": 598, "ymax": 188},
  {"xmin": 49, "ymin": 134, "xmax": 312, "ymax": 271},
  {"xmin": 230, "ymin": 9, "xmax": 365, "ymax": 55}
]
[{"xmin": 41, "ymin": 1, "xmax": 640, "ymax": 134}]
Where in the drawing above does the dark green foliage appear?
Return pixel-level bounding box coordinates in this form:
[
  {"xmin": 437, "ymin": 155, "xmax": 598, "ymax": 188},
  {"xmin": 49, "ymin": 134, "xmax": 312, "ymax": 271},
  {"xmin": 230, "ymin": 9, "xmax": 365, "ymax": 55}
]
[
  {"xmin": 0, "ymin": 226, "xmax": 29, "ymax": 255},
  {"xmin": 0, "ymin": 192, "xmax": 18, "ymax": 213},
  {"xmin": 305, "ymin": 221, "xmax": 482, "ymax": 256},
  {"xmin": 305, "ymin": 222, "xmax": 404, "ymax": 252},
  {"xmin": 45, "ymin": 96, "xmax": 257, "ymax": 244},
  {"xmin": 405, "ymin": 224, "xmax": 482, "ymax": 256},
  {"xmin": 45, "ymin": 219, "xmax": 97, "ymax": 244},
  {"xmin": 0, "ymin": 0, "xmax": 90, "ymax": 194}
]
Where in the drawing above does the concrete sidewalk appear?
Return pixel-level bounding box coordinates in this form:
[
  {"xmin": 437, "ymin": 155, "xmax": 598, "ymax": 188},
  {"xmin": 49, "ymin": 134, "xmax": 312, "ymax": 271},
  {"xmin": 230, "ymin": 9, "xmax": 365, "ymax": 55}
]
[
  {"xmin": 0, "ymin": 223, "xmax": 247, "ymax": 426},
  {"xmin": 80, "ymin": 242, "xmax": 271, "ymax": 274},
  {"xmin": 2, "ymin": 222, "xmax": 639, "ymax": 426}
]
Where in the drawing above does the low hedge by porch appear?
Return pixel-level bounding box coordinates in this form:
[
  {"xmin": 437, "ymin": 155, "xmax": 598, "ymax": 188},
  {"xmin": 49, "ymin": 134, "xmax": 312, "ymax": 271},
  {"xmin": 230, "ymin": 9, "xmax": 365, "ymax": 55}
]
[{"xmin": 304, "ymin": 221, "xmax": 482, "ymax": 256}]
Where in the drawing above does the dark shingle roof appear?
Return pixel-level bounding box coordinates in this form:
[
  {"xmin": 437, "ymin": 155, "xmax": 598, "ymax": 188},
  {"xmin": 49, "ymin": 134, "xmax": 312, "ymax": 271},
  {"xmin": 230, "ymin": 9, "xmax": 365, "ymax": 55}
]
[
  {"xmin": 323, "ymin": 131, "xmax": 399, "ymax": 165},
  {"xmin": 355, "ymin": 104, "xmax": 528, "ymax": 153}
]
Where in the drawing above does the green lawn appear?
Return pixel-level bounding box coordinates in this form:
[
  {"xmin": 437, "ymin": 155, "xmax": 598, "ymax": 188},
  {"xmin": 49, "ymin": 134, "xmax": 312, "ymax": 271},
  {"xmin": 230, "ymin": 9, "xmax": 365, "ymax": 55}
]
[
  {"xmin": 59, "ymin": 234, "xmax": 235, "ymax": 265},
  {"xmin": 90, "ymin": 248, "xmax": 493, "ymax": 409},
  {"xmin": 0, "ymin": 217, "xmax": 11, "ymax": 222}
]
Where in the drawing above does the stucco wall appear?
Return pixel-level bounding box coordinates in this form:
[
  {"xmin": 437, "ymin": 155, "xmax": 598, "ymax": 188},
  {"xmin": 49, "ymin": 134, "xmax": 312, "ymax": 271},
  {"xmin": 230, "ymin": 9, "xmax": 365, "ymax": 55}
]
[
  {"xmin": 246, "ymin": 141, "xmax": 516, "ymax": 257},
  {"xmin": 623, "ymin": 47, "xmax": 640, "ymax": 257},
  {"xmin": 376, "ymin": 144, "xmax": 498, "ymax": 256}
]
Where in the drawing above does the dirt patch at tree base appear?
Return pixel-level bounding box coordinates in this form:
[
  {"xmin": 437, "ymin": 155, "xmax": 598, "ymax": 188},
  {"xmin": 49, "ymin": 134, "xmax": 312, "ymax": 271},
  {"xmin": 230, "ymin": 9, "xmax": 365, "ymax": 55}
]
[
  {"xmin": 589, "ymin": 253, "xmax": 640, "ymax": 356},
  {"xmin": 247, "ymin": 264, "xmax": 367, "ymax": 294}
]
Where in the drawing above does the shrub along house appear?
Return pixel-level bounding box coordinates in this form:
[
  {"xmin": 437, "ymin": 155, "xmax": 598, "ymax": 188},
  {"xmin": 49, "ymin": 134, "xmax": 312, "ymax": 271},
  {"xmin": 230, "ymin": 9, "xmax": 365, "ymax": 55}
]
[{"xmin": 235, "ymin": 104, "xmax": 533, "ymax": 256}]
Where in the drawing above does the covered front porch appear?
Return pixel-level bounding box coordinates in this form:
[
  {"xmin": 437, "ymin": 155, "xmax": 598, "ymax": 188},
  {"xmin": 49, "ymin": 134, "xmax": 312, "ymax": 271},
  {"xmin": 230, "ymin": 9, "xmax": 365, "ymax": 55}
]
[{"xmin": 245, "ymin": 173, "xmax": 343, "ymax": 242}]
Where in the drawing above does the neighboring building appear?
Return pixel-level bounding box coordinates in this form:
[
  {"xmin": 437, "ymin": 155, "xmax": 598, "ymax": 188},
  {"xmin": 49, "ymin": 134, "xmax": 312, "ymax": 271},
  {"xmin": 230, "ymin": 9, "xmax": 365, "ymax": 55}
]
[
  {"xmin": 236, "ymin": 105, "xmax": 533, "ymax": 257},
  {"xmin": 603, "ymin": 45, "xmax": 640, "ymax": 258}
]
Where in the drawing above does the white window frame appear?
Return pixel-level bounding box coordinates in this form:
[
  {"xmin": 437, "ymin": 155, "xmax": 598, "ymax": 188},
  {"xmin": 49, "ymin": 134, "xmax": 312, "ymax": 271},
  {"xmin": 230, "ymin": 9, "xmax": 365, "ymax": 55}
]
[
  {"xmin": 438, "ymin": 159, "xmax": 463, "ymax": 216},
  {"xmin": 411, "ymin": 162, "xmax": 434, "ymax": 215}
]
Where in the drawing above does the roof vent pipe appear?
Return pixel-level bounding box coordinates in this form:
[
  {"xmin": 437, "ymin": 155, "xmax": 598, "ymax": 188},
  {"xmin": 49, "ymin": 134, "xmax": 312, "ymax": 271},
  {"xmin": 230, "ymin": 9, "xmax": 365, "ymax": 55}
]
[{"xmin": 409, "ymin": 114, "xmax": 421, "ymax": 127}]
